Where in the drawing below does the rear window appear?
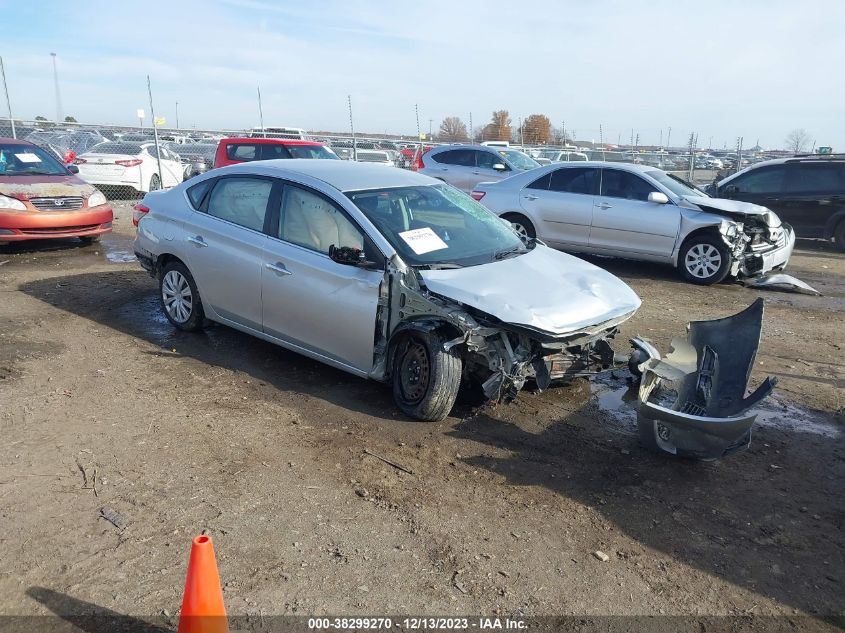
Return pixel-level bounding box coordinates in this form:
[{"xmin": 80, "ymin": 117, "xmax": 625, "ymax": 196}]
[
  {"xmin": 187, "ymin": 178, "xmax": 214, "ymax": 208},
  {"xmin": 88, "ymin": 142, "xmax": 143, "ymax": 155},
  {"xmin": 786, "ymin": 164, "xmax": 845, "ymax": 193},
  {"xmin": 286, "ymin": 145, "xmax": 338, "ymax": 159},
  {"xmin": 226, "ymin": 144, "xmax": 261, "ymax": 161}
]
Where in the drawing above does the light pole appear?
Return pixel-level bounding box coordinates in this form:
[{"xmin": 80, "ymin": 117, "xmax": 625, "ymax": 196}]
[
  {"xmin": 429, "ymin": 118, "xmax": 433, "ymax": 140},
  {"xmin": 175, "ymin": 101, "xmax": 180, "ymax": 130},
  {"xmin": 50, "ymin": 52, "xmax": 63, "ymax": 123},
  {"xmin": 0, "ymin": 56, "xmax": 15, "ymax": 138}
]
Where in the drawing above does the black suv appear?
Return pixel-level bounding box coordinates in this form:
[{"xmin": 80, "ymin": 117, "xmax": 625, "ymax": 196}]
[{"xmin": 708, "ymin": 156, "xmax": 845, "ymax": 250}]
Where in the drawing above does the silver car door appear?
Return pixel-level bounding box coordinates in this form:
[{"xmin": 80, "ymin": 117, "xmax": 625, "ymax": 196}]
[
  {"xmin": 469, "ymin": 149, "xmax": 511, "ymax": 191},
  {"xmin": 262, "ymin": 182, "xmax": 383, "ymax": 374},
  {"xmin": 519, "ymin": 167, "xmax": 597, "ymax": 247},
  {"xmin": 589, "ymin": 168, "xmax": 680, "ymax": 258},
  {"xmin": 179, "ymin": 176, "xmax": 274, "ymax": 330}
]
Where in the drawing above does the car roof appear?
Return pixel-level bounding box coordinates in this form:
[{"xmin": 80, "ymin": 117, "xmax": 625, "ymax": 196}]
[
  {"xmin": 542, "ymin": 161, "xmax": 664, "ymax": 174},
  {"xmin": 220, "ymin": 137, "xmax": 324, "ymax": 146},
  {"xmin": 429, "ymin": 144, "xmax": 514, "ymax": 153},
  {"xmin": 719, "ymin": 155, "xmax": 845, "ymax": 185},
  {"xmin": 219, "ymin": 158, "xmax": 438, "ymax": 191},
  {"xmin": 0, "ymin": 137, "xmax": 36, "ymax": 146}
]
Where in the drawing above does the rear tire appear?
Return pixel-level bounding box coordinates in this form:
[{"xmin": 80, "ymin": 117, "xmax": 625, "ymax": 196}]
[
  {"xmin": 834, "ymin": 221, "xmax": 845, "ymax": 252},
  {"xmin": 391, "ymin": 331, "xmax": 462, "ymax": 421},
  {"xmin": 502, "ymin": 213, "xmax": 536, "ymax": 241},
  {"xmin": 678, "ymin": 234, "xmax": 732, "ymax": 285},
  {"xmin": 159, "ymin": 261, "xmax": 205, "ymax": 332}
]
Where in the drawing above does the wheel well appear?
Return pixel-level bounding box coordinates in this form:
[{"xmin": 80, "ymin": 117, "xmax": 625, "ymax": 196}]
[
  {"xmin": 674, "ymin": 227, "xmax": 725, "ymax": 266},
  {"xmin": 385, "ymin": 320, "xmax": 463, "ymax": 377},
  {"xmin": 155, "ymin": 253, "xmax": 185, "ymax": 278}
]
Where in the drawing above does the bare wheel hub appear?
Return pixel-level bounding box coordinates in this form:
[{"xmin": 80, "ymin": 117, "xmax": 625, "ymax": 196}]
[{"xmin": 399, "ymin": 340, "xmax": 430, "ymax": 403}]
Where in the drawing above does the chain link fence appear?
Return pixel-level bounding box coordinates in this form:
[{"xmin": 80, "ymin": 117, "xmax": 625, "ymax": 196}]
[{"xmin": 0, "ymin": 116, "xmax": 746, "ymax": 208}]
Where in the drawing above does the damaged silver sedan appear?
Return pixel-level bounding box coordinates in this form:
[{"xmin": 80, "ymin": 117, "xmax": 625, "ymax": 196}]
[
  {"xmin": 133, "ymin": 160, "xmax": 645, "ymax": 420},
  {"xmin": 471, "ymin": 162, "xmax": 796, "ymax": 285}
]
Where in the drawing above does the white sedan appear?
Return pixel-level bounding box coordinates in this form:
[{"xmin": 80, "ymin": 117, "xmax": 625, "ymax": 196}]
[{"xmin": 76, "ymin": 141, "xmax": 184, "ymax": 194}]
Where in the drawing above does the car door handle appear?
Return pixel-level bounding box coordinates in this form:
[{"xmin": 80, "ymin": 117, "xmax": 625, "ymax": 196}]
[
  {"xmin": 187, "ymin": 235, "xmax": 208, "ymax": 247},
  {"xmin": 596, "ymin": 202, "xmax": 612, "ymax": 209},
  {"xmin": 523, "ymin": 194, "xmax": 539, "ymax": 201},
  {"xmin": 265, "ymin": 262, "xmax": 293, "ymax": 276}
]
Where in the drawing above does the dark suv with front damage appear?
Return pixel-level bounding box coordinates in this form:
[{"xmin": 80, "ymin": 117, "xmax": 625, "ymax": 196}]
[{"xmin": 708, "ymin": 155, "xmax": 845, "ymax": 250}]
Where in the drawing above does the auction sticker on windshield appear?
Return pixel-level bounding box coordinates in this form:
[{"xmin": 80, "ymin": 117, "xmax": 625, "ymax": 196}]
[
  {"xmin": 15, "ymin": 153, "xmax": 42, "ymax": 163},
  {"xmin": 399, "ymin": 227, "xmax": 448, "ymax": 255}
]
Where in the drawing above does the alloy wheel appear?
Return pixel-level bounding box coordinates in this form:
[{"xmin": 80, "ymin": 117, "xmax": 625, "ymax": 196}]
[
  {"xmin": 685, "ymin": 243, "xmax": 722, "ymax": 279},
  {"xmin": 162, "ymin": 270, "xmax": 193, "ymax": 323}
]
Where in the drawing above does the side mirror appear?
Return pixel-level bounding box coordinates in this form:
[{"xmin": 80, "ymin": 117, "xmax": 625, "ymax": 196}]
[
  {"xmin": 67, "ymin": 165, "xmax": 80, "ymax": 174},
  {"xmin": 329, "ymin": 244, "xmax": 372, "ymax": 267},
  {"xmin": 723, "ymin": 184, "xmax": 739, "ymax": 198},
  {"xmin": 704, "ymin": 184, "xmax": 717, "ymax": 197},
  {"xmin": 648, "ymin": 191, "xmax": 669, "ymax": 204},
  {"xmin": 492, "ymin": 163, "xmax": 507, "ymax": 171}
]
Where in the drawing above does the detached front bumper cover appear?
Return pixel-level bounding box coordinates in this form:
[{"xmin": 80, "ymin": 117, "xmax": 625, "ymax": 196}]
[{"xmin": 636, "ymin": 298, "xmax": 776, "ymax": 459}]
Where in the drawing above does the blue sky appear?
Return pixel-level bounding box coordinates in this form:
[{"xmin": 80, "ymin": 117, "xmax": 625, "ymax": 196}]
[{"xmin": 1, "ymin": 0, "xmax": 843, "ymax": 149}]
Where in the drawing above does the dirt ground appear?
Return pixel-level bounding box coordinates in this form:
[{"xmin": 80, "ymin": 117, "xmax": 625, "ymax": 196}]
[{"xmin": 0, "ymin": 203, "xmax": 843, "ymax": 628}]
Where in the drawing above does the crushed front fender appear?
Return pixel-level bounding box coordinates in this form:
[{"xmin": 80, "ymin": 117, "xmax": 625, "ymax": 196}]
[{"xmin": 636, "ymin": 298, "xmax": 777, "ymax": 459}]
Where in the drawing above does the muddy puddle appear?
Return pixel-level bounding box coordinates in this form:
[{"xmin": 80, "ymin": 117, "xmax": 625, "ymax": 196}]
[
  {"xmin": 590, "ymin": 374, "xmax": 841, "ymax": 439},
  {"xmin": 100, "ymin": 236, "xmax": 136, "ymax": 263}
]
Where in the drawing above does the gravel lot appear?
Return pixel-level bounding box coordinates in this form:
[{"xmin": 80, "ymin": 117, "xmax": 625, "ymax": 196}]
[{"xmin": 0, "ymin": 203, "xmax": 843, "ymax": 628}]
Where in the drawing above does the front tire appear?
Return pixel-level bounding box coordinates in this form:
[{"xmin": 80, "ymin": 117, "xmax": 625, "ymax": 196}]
[
  {"xmin": 159, "ymin": 261, "xmax": 205, "ymax": 331},
  {"xmin": 79, "ymin": 235, "xmax": 101, "ymax": 245},
  {"xmin": 392, "ymin": 331, "xmax": 461, "ymax": 421},
  {"xmin": 150, "ymin": 174, "xmax": 162, "ymax": 191},
  {"xmin": 678, "ymin": 234, "xmax": 732, "ymax": 285},
  {"xmin": 502, "ymin": 213, "xmax": 536, "ymax": 241}
]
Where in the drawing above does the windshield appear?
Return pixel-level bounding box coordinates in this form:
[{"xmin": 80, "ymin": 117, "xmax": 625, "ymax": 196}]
[
  {"xmin": 286, "ymin": 144, "xmax": 339, "ymax": 159},
  {"xmin": 347, "ymin": 184, "xmax": 526, "ymax": 267},
  {"xmin": 0, "ymin": 143, "xmax": 71, "ymax": 176},
  {"xmin": 646, "ymin": 170, "xmax": 709, "ymax": 198},
  {"xmin": 499, "ymin": 150, "xmax": 540, "ymax": 170}
]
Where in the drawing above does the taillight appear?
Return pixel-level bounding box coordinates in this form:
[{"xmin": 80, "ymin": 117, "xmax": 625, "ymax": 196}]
[
  {"xmin": 411, "ymin": 149, "xmax": 425, "ymax": 172},
  {"xmin": 116, "ymin": 159, "xmax": 143, "ymax": 167},
  {"xmin": 132, "ymin": 203, "xmax": 150, "ymax": 227},
  {"xmin": 73, "ymin": 157, "xmax": 87, "ymax": 164},
  {"xmin": 470, "ymin": 191, "xmax": 486, "ymax": 201},
  {"xmin": 64, "ymin": 150, "xmax": 76, "ymax": 164}
]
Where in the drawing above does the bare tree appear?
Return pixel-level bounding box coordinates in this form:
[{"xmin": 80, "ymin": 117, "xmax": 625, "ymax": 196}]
[
  {"xmin": 520, "ymin": 114, "xmax": 552, "ymax": 145},
  {"xmin": 483, "ymin": 110, "xmax": 511, "ymax": 141},
  {"xmin": 438, "ymin": 116, "xmax": 468, "ymax": 142},
  {"xmin": 785, "ymin": 128, "xmax": 811, "ymax": 153}
]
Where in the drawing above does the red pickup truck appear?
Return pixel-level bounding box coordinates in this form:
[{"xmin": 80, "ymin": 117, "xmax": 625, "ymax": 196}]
[{"xmin": 213, "ymin": 138, "xmax": 338, "ymax": 168}]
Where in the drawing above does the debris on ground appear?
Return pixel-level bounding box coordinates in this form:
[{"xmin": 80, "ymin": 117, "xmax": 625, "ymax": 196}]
[
  {"xmin": 744, "ymin": 273, "xmax": 821, "ymax": 295},
  {"xmin": 99, "ymin": 506, "xmax": 127, "ymax": 530},
  {"xmin": 593, "ymin": 551, "xmax": 610, "ymax": 562}
]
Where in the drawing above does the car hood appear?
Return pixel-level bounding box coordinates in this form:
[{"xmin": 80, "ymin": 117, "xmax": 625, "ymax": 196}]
[
  {"xmin": 418, "ymin": 245, "xmax": 641, "ymax": 336},
  {"xmin": 0, "ymin": 175, "xmax": 95, "ymax": 200},
  {"xmin": 681, "ymin": 195, "xmax": 769, "ymax": 217}
]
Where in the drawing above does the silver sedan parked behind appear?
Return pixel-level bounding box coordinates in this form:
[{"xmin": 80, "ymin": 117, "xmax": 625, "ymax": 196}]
[
  {"xmin": 133, "ymin": 160, "xmax": 643, "ymax": 421},
  {"xmin": 417, "ymin": 144, "xmax": 541, "ymax": 193},
  {"xmin": 471, "ymin": 162, "xmax": 795, "ymax": 285}
]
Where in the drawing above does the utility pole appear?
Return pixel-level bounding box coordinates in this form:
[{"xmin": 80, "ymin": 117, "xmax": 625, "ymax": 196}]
[
  {"xmin": 518, "ymin": 116, "xmax": 524, "ymax": 146},
  {"xmin": 428, "ymin": 118, "xmax": 433, "ymax": 140},
  {"xmin": 50, "ymin": 52, "xmax": 63, "ymax": 123},
  {"xmin": 0, "ymin": 56, "xmax": 15, "ymax": 138},
  {"xmin": 736, "ymin": 136, "xmax": 744, "ymax": 174},
  {"xmin": 468, "ymin": 112, "xmax": 473, "ymax": 143},
  {"xmin": 561, "ymin": 120, "xmax": 566, "ymax": 146},
  {"xmin": 660, "ymin": 128, "xmax": 663, "ymax": 148},
  {"xmin": 348, "ymin": 95, "xmax": 357, "ymax": 160},
  {"xmin": 147, "ymin": 75, "xmax": 163, "ymax": 186},
  {"xmin": 257, "ymin": 86, "xmax": 265, "ymax": 137},
  {"xmin": 415, "ymin": 103, "xmax": 422, "ymax": 158},
  {"xmin": 666, "ymin": 126, "xmax": 672, "ymax": 151},
  {"xmin": 599, "ymin": 124, "xmax": 605, "ymax": 161},
  {"xmin": 175, "ymin": 101, "xmax": 180, "ymax": 130}
]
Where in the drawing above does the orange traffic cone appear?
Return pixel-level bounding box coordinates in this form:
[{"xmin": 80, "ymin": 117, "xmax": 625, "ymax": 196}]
[{"xmin": 177, "ymin": 535, "xmax": 228, "ymax": 633}]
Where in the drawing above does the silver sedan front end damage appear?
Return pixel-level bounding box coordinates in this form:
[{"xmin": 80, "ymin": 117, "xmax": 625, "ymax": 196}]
[{"xmin": 635, "ymin": 299, "xmax": 776, "ymax": 459}]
